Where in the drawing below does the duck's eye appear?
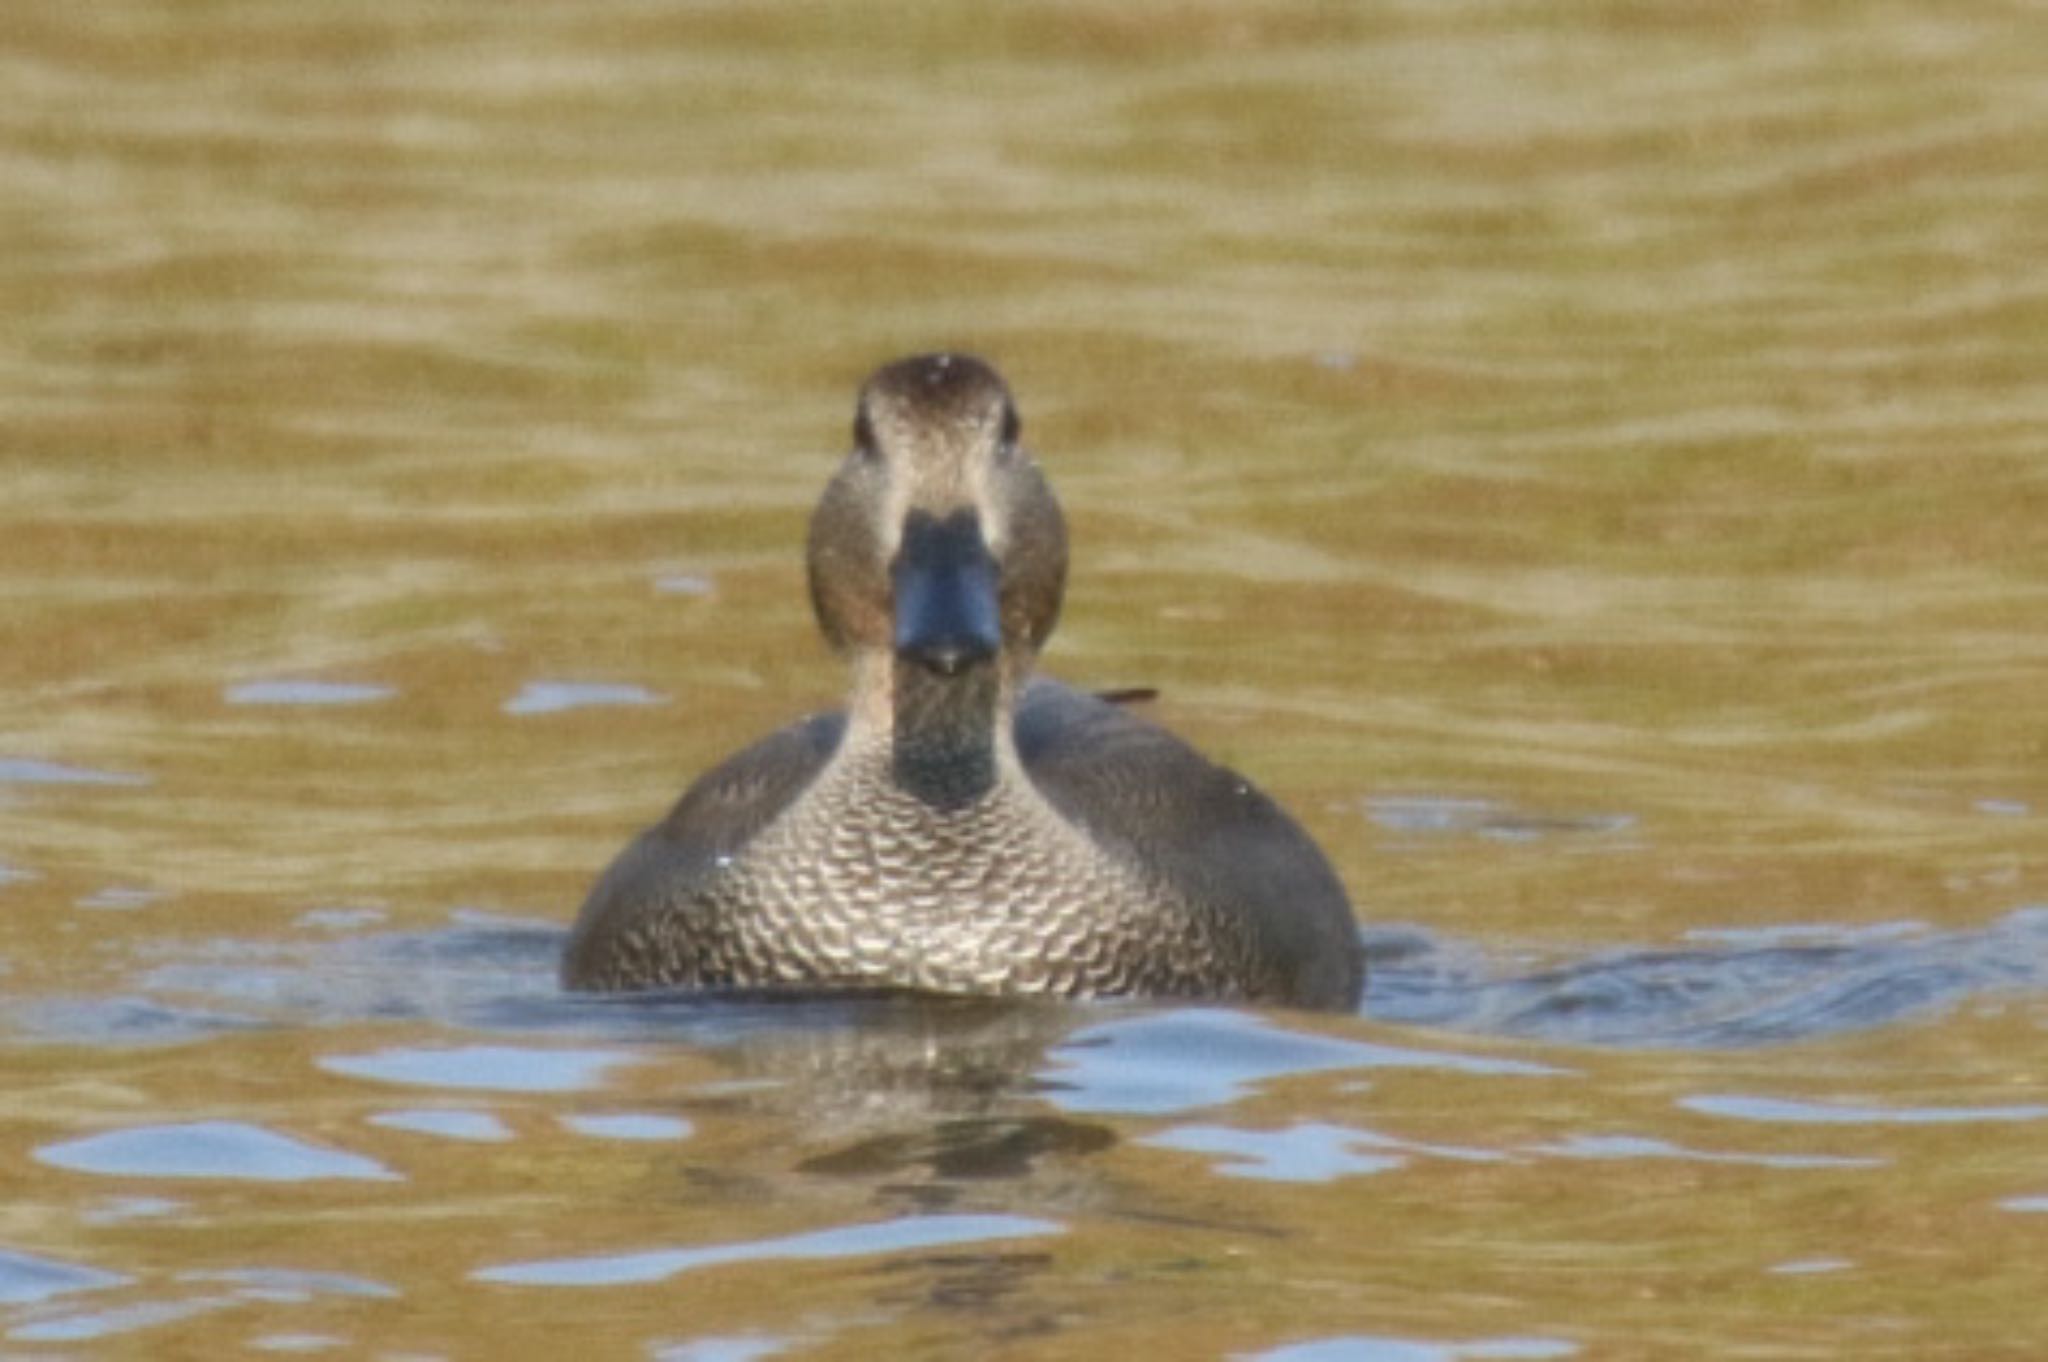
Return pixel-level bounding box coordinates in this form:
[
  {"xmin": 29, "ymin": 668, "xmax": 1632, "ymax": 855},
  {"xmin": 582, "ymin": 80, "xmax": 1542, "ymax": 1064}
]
[{"xmin": 997, "ymin": 403, "xmax": 1021, "ymax": 457}]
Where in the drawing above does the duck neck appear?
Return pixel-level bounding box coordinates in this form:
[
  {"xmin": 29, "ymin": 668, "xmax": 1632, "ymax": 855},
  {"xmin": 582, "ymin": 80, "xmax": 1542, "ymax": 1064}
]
[{"xmin": 847, "ymin": 651, "xmax": 1018, "ymax": 813}]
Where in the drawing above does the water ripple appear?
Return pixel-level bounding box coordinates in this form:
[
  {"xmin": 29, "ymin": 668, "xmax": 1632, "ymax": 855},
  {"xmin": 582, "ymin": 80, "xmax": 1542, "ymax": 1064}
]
[
  {"xmin": 12, "ymin": 907, "xmax": 2048, "ymax": 1060},
  {"xmin": 36, "ymin": 1121, "xmax": 397, "ymax": 1183},
  {"xmin": 223, "ymin": 680, "xmax": 396, "ymax": 707},
  {"xmin": 0, "ymin": 1248, "xmax": 130, "ymax": 1306},
  {"xmin": 321, "ymin": 1043, "xmax": 635, "ymax": 1093},
  {"xmin": 1042, "ymin": 1008, "xmax": 1561, "ymax": 1117},
  {"xmin": 367, "ymin": 1109, "xmax": 514, "ymax": 1142},
  {"xmin": 1247, "ymin": 1336, "xmax": 1579, "ymax": 1362},
  {"xmin": 1367, "ymin": 906, "xmax": 2048, "ymax": 1047},
  {"xmin": 503, "ymin": 681, "xmax": 663, "ymax": 716},
  {"xmin": 0, "ymin": 757, "xmax": 147, "ymax": 787},
  {"xmin": 474, "ymin": 1213, "xmax": 1061, "ymax": 1288},
  {"xmin": 560, "ymin": 1112, "xmax": 693, "ymax": 1142},
  {"xmin": 1683, "ymin": 1094, "xmax": 2048, "ymax": 1126}
]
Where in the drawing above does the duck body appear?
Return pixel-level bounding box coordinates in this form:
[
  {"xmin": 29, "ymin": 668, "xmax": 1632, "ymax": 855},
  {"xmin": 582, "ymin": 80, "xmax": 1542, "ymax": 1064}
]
[{"xmin": 562, "ymin": 355, "xmax": 1363, "ymax": 1012}]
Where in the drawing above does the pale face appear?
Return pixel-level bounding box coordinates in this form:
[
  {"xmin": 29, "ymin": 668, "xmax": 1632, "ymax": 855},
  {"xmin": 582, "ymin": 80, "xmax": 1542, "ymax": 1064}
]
[{"xmin": 806, "ymin": 355, "xmax": 1067, "ymax": 667}]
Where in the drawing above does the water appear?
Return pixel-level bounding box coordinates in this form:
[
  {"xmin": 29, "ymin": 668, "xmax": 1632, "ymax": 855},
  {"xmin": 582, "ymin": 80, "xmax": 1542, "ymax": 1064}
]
[{"xmin": 4, "ymin": 1, "xmax": 2046, "ymax": 1357}]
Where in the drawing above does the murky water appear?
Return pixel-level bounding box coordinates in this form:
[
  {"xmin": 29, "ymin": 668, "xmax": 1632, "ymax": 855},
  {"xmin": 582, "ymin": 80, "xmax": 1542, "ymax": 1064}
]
[{"xmin": 4, "ymin": 2, "xmax": 2046, "ymax": 1357}]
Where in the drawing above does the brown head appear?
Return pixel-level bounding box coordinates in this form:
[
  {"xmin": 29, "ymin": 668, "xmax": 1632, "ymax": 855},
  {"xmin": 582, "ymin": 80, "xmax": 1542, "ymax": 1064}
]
[{"xmin": 807, "ymin": 354, "xmax": 1068, "ymax": 682}]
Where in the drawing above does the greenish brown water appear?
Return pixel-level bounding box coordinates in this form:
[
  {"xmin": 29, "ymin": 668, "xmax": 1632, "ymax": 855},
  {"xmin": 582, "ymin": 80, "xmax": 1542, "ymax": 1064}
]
[{"xmin": 3, "ymin": 2, "xmax": 2046, "ymax": 1357}]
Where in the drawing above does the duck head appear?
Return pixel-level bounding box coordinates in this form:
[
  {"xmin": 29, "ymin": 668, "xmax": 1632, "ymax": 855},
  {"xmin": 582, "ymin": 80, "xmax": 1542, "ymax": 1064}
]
[{"xmin": 807, "ymin": 354, "xmax": 1068, "ymax": 688}]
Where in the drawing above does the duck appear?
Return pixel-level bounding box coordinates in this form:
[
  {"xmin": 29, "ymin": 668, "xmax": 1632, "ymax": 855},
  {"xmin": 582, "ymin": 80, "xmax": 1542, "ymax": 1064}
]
[{"xmin": 561, "ymin": 353, "xmax": 1363, "ymax": 1012}]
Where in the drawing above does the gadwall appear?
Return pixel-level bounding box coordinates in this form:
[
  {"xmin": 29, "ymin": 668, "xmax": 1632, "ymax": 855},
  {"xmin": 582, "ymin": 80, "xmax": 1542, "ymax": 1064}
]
[{"xmin": 562, "ymin": 354, "xmax": 1363, "ymax": 1011}]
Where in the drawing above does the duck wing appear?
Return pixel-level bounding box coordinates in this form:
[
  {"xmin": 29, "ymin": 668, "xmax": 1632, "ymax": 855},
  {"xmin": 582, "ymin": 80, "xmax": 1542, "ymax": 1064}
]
[
  {"xmin": 1014, "ymin": 677, "xmax": 1363, "ymax": 1010},
  {"xmin": 561, "ymin": 710, "xmax": 845, "ymax": 988}
]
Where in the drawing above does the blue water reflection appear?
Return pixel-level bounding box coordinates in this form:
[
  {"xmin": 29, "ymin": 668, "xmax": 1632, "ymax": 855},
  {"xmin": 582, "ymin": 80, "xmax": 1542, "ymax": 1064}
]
[
  {"xmin": 36, "ymin": 1121, "xmax": 396, "ymax": 1182},
  {"xmin": 11, "ymin": 1297, "xmax": 231, "ymax": 1343},
  {"xmin": 74, "ymin": 885, "xmax": 168, "ymax": 911},
  {"xmin": 249, "ymin": 1332, "xmax": 347, "ymax": 1353},
  {"xmin": 653, "ymin": 1337, "xmax": 793, "ymax": 1362},
  {"xmin": 1683, "ymin": 1094, "xmax": 2048, "ymax": 1125},
  {"xmin": 1767, "ymin": 1258, "xmax": 1854, "ymax": 1275},
  {"xmin": 0, "ymin": 1248, "xmax": 130, "ymax": 1306},
  {"xmin": 321, "ymin": 1043, "xmax": 634, "ymax": 1092},
  {"xmin": 1145, "ymin": 1124, "xmax": 1405, "ymax": 1181},
  {"xmin": 1532, "ymin": 1133, "xmax": 1880, "ymax": 1169},
  {"xmin": 20, "ymin": 901, "xmax": 2043, "ymax": 1061},
  {"xmin": 179, "ymin": 1268, "xmax": 398, "ymax": 1301},
  {"xmin": 475, "ymin": 1214, "xmax": 1061, "ymax": 1288},
  {"xmin": 223, "ymin": 680, "xmax": 396, "ymax": 707},
  {"xmin": 6, "ymin": 1266, "xmax": 400, "ymax": 1346},
  {"xmin": 503, "ymin": 681, "xmax": 663, "ymax": 716},
  {"xmin": 1370, "ymin": 906, "xmax": 2048, "ymax": 1046},
  {"xmin": 1145, "ymin": 1120, "xmax": 1508, "ymax": 1182},
  {"xmin": 0, "ymin": 757, "xmax": 147, "ymax": 787},
  {"xmin": 80, "ymin": 1196, "xmax": 182, "ymax": 1225},
  {"xmin": 1365, "ymin": 794, "xmax": 1634, "ymax": 845},
  {"xmin": 1041, "ymin": 1008, "xmax": 1561, "ymax": 1116},
  {"xmin": 1248, "ymin": 1334, "xmax": 1578, "ymax": 1361}
]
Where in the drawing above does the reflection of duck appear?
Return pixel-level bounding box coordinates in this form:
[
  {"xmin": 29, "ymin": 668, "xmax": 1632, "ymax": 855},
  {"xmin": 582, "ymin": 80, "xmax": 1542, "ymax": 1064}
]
[
  {"xmin": 686, "ymin": 997, "xmax": 1123, "ymax": 1191},
  {"xmin": 563, "ymin": 354, "xmax": 1362, "ymax": 1011}
]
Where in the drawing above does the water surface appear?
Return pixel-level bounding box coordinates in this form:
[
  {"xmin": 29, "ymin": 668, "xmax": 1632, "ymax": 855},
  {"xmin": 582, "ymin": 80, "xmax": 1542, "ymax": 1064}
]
[{"xmin": 3, "ymin": 2, "xmax": 2045, "ymax": 1357}]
